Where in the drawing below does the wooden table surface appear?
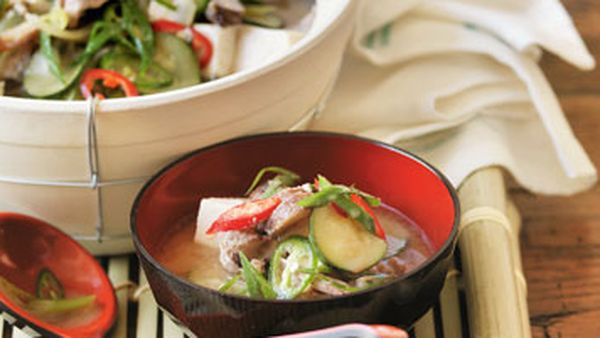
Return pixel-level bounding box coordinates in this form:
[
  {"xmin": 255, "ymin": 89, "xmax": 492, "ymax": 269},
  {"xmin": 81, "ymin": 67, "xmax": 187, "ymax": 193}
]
[{"xmin": 511, "ymin": 1, "xmax": 600, "ymax": 337}]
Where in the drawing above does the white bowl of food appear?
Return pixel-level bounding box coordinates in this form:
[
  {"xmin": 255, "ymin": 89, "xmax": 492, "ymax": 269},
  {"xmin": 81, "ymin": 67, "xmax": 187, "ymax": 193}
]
[{"xmin": 0, "ymin": 0, "xmax": 356, "ymax": 254}]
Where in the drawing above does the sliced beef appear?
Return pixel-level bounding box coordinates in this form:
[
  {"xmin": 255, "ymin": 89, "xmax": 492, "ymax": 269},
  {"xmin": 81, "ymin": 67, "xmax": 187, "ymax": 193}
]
[
  {"xmin": 257, "ymin": 187, "xmax": 310, "ymax": 236},
  {"xmin": 205, "ymin": 0, "xmax": 244, "ymax": 26},
  {"xmin": 0, "ymin": 41, "xmax": 33, "ymax": 81},
  {"xmin": 217, "ymin": 229, "xmax": 264, "ymax": 273},
  {"xmin": 368, "ymin": 248, "xmax": 427, "ymax": 276},
  {"xmin": 312, "ymin": 277, "xmax": 350, "ymax": 296},
  {"xmin": 0, "ymin": 21, "xmax": 37, "ymax": 52},
  {"xmin": 247, "ymin": 180, "xmax": 269, "ymax": 200}
]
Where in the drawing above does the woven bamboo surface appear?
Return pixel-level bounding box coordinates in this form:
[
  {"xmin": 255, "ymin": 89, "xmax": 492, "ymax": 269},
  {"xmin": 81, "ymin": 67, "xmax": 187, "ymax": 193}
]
[
  {"xmin": 1, "ymin": 168, "xmax": 529, "ymax": 337},
  {"xmin": 0, "ymin": 253, "xmax": 468, "ymax": 338}
]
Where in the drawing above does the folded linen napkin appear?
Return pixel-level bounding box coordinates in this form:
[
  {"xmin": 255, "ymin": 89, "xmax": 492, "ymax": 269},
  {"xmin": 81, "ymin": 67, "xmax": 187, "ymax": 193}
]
[{"xmin": 311, "ymin": 0, "xmax": 596, "ymax": 195}]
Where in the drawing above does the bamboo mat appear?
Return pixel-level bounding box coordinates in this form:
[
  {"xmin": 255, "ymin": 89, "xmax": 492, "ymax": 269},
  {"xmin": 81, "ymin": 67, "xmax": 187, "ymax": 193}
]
[
  {"xmin": 0, "ymin": 168, "xmax": 530, "ymax": 338},
  {"xmin": 0, "ymin": 253, "xmax": 468, "ymax": 338}
]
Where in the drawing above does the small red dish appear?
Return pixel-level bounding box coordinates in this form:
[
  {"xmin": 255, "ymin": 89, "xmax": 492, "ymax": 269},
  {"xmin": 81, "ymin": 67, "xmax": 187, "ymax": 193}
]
[{"xmin": 0, "ymin": 213, "xmax": 116, "ymax": 338}]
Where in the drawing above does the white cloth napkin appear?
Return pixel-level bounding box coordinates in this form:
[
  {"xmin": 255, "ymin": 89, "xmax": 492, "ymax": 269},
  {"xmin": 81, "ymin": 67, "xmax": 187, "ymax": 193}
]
[{"xmin": 311, "ymin": 0, "xmax": 596, "ymax": 195}]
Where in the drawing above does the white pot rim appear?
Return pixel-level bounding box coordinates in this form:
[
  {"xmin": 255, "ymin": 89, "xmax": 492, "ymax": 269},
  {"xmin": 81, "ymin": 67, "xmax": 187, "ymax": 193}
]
[{"xmin": 0, "ymin": 0, "xmax": 354, "ymax": 114}]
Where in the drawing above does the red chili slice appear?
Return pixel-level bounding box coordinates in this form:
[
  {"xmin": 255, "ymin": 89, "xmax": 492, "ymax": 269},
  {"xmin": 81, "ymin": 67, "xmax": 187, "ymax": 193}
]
[
  {"xmin": 350, "ymin": 194, "xmax": 386, "ymax": 239},
  {"xmin": 151, "ymin": 20, "xmax": 213, "ymax": 68},
  {"xmin": 80, "ymin": 68, "xmax": 139, "ymax": 99},
  {"xmin": 205, "ymin": 197, "xmax": 281, "ymax": 234}
]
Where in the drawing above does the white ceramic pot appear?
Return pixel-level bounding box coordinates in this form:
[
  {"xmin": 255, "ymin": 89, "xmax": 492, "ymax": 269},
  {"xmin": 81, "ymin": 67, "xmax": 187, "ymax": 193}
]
[{"xmin": 0, "ymin": 0, "xmax": 356, "ymax": 254}]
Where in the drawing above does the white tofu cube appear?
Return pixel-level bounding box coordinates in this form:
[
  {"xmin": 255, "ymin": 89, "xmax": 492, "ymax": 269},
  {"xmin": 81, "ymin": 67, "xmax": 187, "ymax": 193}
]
[
  {"xmin": 194, "ymin": 197, "xmax": 246, "ymax": 248},
  {"xmin": 193, "ymin": 23, "xmax": 240, "ymax": 80},
  {"xmin": 148, "ymin": 0, "xmax": 197, "ymax": 26},
  {"xmin": 234, "ymin": 25, "xmax": 304, "ymax": 72}
]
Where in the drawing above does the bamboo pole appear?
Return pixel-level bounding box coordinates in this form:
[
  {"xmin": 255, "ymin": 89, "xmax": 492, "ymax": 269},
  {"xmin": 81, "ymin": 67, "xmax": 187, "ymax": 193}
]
[
  {"xmin": 507, "ymin": 200, "xmax": 532, "ymax": 338},
  {"xmin": 413, "ymin": 309, "xmax": 436, "ymax": 338},
  {"xmin": 162, "ymin": 312, "xmax": 185, "ymax": 338},
  {"xmin": 136, "ymin": 269, "xmax": 159, "ymax": 338},
  {"xmin": 457, "ymin": 167, "xmax": 528, "ymax": 338},
  {"xmin": 108, "ymin": 256, "xmax": 130, "ymax": 338},
  {"xmin": 10, "ymin": 327, "xmax": 28, "ymax": 338},
  {"xmin": 439, "ymin": 264, "xmax": 463, "ymax": 338}
]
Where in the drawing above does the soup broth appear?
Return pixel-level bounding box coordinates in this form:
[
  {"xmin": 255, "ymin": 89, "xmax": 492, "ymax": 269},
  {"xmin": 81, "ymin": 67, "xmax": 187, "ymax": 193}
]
[{"xmin": 157, "ymin": 206, "xmax": 433, "ymax": 291}]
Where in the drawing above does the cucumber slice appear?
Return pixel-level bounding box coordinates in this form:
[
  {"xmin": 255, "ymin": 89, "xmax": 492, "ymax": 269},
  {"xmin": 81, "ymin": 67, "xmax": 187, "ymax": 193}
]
[
  {"xmin": 309, "ymin": 205, "xmax": 387, "ymax": 274},
  {"xmin": 269, "ymin": 236, "xmax": 316, "ymax": 299},
  {"xmin": 148, "ymin": 32, "xmax": 200, "ymax": 93},
  {"xmin": 23, "ymin": 49, "xmax": 84, "ymax": 97},
  {"xmin": 100, "ymin": 49, "xmax": 173, "ymax": 93}
]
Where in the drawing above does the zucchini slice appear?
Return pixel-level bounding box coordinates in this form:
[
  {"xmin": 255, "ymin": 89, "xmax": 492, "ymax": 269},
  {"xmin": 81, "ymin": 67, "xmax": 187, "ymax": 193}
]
[{"xmin": 309, "ymin": 204, "xmax": 387, "ymax": 274}]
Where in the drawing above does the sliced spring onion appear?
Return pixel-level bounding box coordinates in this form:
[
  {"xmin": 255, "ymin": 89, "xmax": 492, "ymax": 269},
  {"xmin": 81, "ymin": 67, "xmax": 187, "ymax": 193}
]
[
  {"xmin": 239, "ymin": 252, "xmax": 276, "ymax": 299},
  {"xmin": 156, "ymin": 0, "xmax": 177, "ymax": 10},
  {"xmin": 0, "ymin": 276, "xmax": 35, "ymax": 304},
  {"xmin": 245, "ymin": 166, "xmax": 301, "ymax": 196},
  {"xmin": 194, "ymin": 0, "xmax": 209, "ymax": 14},
  {"xmin": 296, "ymin": 185, "xmax": 347, "ymax": 208},
  {"xmin": 0, "ymin": 275, "xmax": 95, "ymax": 314},
  {"xmin": 333, "ymin": 194, "xmax": 376, "ymax": 234},
  {"xmin": 218, "ymin": 274, "xmax": 241, "ymax": 293},
  {"xmin": 121, "ymin": 0, "xmax": 155, "ymax": 72},
  {"xmin": 27, "ymin": 295, "xmax": 96, "ymax": 314},
  {"xmin": 39, "ymin": 32, "xmax": 63, "ymax": 83}
]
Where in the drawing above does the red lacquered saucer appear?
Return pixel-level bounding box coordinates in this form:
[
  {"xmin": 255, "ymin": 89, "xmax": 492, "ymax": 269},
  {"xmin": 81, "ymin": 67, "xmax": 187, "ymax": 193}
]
[{"xmin": 0, "ymin": 213, "xmax": 116, "ymax": 338}]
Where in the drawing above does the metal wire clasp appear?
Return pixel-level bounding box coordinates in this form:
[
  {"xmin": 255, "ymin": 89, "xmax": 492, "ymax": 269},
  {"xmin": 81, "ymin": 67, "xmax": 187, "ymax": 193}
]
[{"xmin": 86, "ymin": 96, "xmax": 104, "ymax": 243}]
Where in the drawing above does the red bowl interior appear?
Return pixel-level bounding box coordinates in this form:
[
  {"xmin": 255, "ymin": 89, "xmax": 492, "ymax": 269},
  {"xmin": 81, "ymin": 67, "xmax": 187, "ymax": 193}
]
[
  {"xmin": 135, "ymin": 132, "xmax": 457, "ymax": 265},
  {"xmin": 0, "ymin": 213, "xmax": 116, "ymax": 338}
]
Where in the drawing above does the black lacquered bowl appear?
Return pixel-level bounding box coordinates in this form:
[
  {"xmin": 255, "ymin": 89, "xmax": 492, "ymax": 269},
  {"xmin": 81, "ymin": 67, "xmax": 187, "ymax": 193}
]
[{"xmin": 131, "ymin": 132, "xmax": 460, "ymax": 338}]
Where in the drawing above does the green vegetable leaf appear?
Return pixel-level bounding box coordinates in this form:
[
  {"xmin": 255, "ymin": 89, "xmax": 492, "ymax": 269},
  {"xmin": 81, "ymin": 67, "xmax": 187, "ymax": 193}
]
[
  {"xmin": 350, "ymin": 188, "xmax": 381, "ymax": 207},
  {"xmin": 194, "ymin": 0, "xmax": 209, "ymax": 14},
  {"xmin": 121, "ymin": 0, "xmax": 155, "ymax": 72},
  {"xmin": 79, "ymin": 21, "xmax": 121, "ymax": 63},
  {"xmin": 218, "ymin": 274, "xmax": 241, "ymax": 293},
  {"xmin": 27, "ymin": 295, "xmax": 96, "ymax": 315},
  {"xmin": 39, "ymin": 32, "xmax": 64, "ymax": 83},
  {"xmin": 156, "ymin": 0, "xmax": 177, "ymax": 10},
  {"xmin": 245, "ymin": 166, "xmax": 300, "ymax": 196},
  {"xmin": 333, "ymin": 194, "xmax": 376, "ymax": 234},
  {"xmin": 239, "ymin": 252, "xmax": 276, "ymax": 299},
  {"xmin": 316, "ymin": 174, "xmax": 332, "ymax": 189},
  {"xmin": 296, "ymin": 185, "xmax": 346, "ymax": 208}
]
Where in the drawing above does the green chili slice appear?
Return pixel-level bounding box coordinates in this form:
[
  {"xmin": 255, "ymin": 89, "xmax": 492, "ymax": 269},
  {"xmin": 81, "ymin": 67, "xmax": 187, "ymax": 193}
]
[
  {"xmin": 269, "ymin": 236, "xmax": 317, "ymax": 299},
  {"xmin": 36, "ymin": 268, "xmax": 64, "ymax": 300}
]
